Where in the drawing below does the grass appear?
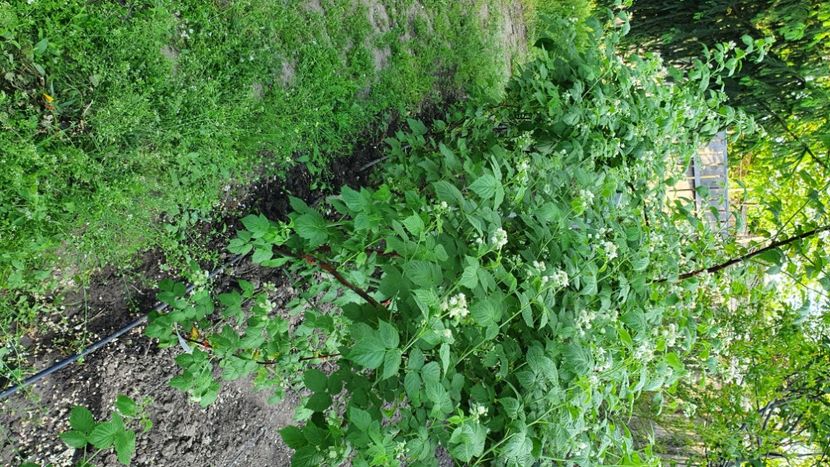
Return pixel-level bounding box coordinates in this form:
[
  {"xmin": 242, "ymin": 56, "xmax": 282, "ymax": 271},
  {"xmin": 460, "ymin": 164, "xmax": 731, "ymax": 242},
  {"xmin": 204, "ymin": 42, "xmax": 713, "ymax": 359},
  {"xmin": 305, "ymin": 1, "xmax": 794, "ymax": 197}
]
[{"xmin": 0, "ymin": 0, "xmax": 524, "ymax": 371}]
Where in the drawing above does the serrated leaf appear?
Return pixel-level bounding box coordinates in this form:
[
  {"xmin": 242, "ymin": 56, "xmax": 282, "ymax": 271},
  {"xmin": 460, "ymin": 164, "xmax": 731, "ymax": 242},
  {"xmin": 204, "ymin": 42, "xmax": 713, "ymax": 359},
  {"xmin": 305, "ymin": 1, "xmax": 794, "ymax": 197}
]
[
  {"xmin": 69, "ymin": 406, "xmax": 96, "ymax": 433},
  {"xmin": 251, "ymin": 247, "xmax": 273, "ymax": 264},
  {"xmin": 404, "ymin": 372, "xmax": 422, "ymax": 405},
  {"xmin": 439, "ymin": 343, "xmax": 450, "ymax": 375},
  {"xmin": 294, "ymin": 212, "xmax": 328, "ymax": 247},
  {"xmin": 280, "ymin": 426, "xmax": 307, "ymax": 449},
  {"xmin": 241, "ymin": 214, "xmax": 271, "ymax": 237},
  {"xmin": 88, "ymin": 421, "xmax": 119, "ymax": 449},
  {"xmin": 348, "ymin": 406, "xmax": 372, "ymax": 431},
  {"xmin": 402, "ymin": 214, "xmax": 425, "ymax": 237},
  {"xmin": 459, "ymin": 261, "xmax": 478, "ymax": 289},
  {"xmin": 377, "ymin": 320, "xmax": 399, "ymax": 349},
  {"xmin": 448, "ymin": 422, "xmax": 486, "ymax": 462},
  {"xmin": 348, "ymin": 335, "xmax": 386, "ymax": 369},
  {"xmin": 306, "ymin": 392, "xmax": 332, "ymax": 412},
  {"xmin": 114, "ymin": 430, "xmax": 136, "ymax": 465},
  {"xmin": 115, "ymin": 395, "xmax": 137, "ymax": 417},
  {"xmin": 60, "ymin": 430, "xmax": 88, "ymax": 449},
  {"xmin": 382, "ymin": 349, "xmax": 402, "ymax": 380},
  {"xmin": 303, "ymin": 369, "xmax": 328, "ymax": 393},
  {"xmin": 469, "ymin": 174, "xmax": 499, "ymax": 200}
]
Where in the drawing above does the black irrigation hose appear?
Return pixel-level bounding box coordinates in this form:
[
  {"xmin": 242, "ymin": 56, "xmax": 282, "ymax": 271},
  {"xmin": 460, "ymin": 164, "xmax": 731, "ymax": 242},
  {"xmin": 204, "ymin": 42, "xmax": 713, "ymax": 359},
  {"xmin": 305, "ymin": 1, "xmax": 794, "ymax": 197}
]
[{"xmin": 0, "ymin": 254, "xmax": 245, "ymax": 401}]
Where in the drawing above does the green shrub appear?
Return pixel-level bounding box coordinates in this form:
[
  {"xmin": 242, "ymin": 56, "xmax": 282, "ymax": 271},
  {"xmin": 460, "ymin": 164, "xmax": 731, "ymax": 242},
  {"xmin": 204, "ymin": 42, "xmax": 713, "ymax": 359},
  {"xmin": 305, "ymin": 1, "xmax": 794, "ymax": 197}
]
[{"xmin": 147, "ymin": 12, "xmax": 753, "ymax": 465}]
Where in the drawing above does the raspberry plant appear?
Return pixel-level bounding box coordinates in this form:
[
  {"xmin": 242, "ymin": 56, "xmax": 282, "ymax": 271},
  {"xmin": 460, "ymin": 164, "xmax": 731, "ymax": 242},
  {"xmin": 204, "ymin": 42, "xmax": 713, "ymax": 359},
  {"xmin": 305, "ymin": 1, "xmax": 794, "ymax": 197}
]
[{"xmin": 146, "ymin": 13, "xmax": 757, "ymax": 465}]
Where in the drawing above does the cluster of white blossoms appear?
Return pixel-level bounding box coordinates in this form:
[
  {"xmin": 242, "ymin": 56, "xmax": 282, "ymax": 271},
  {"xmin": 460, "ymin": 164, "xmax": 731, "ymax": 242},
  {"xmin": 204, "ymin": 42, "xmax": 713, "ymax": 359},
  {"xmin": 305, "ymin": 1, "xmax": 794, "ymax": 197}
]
[
  {"xmin": 634, "ymin": 341, "xmax": 654, "ymax": 363},
  {"xmin": 602, "ymin": 240, "xmax": 618, "ymax": 261},
  {"xmin": 542, "ymin": 268, "xmax": 569, "ymax": 288},
  {"xmin": 442, "ymin": 293, "xmax": 469, "ymax": 320},
  {"xmin": 724, "ymin": 357, "xmax": 744, "ymax": 384},
  {"xmin": 489, "ymin": 228, "xmax": 508, "ymax": 250},
  {"xmin": 469, "ymin": 403, "xmax": 488, "ymax": 421},
  {"xmin": 575, "ymin": 309, "xmax": 596, "ymax": 337},
  {"xmin": 579, "ymin": 188, "xmax": 595, "ymax": 206}
]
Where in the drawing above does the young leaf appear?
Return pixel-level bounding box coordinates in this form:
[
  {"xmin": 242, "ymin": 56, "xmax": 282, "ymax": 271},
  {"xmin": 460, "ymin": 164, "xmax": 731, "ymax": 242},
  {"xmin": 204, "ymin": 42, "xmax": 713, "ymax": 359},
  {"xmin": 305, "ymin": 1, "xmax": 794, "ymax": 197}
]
[
  {"xmin": 114, "ymin": 430, "xmax": 136, "ymax": 465},
  {"xmin": 88, "ymin": 421, "xmax": 119, "ymax": 449},
  {"xmin": 115, "ymin": 395, "xmax": 138, "ymax": 417},
  {"xmin": 294, "ymin": 211, "xmax": 329, "ymax": 247},
  {"xmin": 69, "ymin": 406, "xmax": 96, "ymax": 434},
  {"xmin": 60, "ymin": 430, "xmax": 88, "ymax": 449}
]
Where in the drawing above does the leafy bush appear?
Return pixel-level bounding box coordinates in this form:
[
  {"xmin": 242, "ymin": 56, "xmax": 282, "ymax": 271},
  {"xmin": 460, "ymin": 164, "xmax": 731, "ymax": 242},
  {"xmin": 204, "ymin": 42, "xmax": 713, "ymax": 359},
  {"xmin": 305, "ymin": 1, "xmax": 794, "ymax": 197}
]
[{"xmin": 147, "ymin": 12, "xmax": 753, "ymax": 465}]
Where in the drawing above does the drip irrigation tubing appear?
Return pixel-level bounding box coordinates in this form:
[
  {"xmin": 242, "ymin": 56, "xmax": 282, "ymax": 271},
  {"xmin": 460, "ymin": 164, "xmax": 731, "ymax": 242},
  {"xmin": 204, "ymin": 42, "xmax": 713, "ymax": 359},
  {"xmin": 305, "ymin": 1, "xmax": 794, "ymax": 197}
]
[{"xmin": 0, "ymin": 254, "xmax": 245, "ymax": 401}]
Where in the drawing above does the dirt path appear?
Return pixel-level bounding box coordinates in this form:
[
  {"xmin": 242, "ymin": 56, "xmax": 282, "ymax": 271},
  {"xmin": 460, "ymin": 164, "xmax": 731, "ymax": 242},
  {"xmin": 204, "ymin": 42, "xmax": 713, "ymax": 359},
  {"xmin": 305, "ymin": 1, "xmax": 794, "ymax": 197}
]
[{"xmin": 0, "ymin": 2, "xmax": 527, "ymax": 465}]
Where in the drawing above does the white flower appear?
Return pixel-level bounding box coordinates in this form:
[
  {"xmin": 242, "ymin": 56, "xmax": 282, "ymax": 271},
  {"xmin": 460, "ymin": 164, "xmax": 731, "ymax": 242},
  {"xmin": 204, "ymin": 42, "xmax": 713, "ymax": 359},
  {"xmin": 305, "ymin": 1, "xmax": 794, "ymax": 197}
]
[
  {"xmin": 579, "ymin": 189, "xmax": 595, "ymax": 206},
  {"xmin": 470, "ymin": 403, "xmax": 487, "ymax": 418},
  {"xmin": 544, "ymin": 268, "xmax": 569, "ymax": 288},
  {"xmin": 602, "ymin": 241, "xmax": 618, "ymax": 260},
  {"xmin": 490, "ymin": 228, "xmax": 508, "ymax": 250},
  {"xmin": 440, "ymin": 201, "xmax": 449, "ymax": 210},
  {"xmin": 441, "ymin": 329, "xmax": 453, "ymax": 340},
  {"xmin": 444, "ymin": 293, "xmax": 469, "ymax": 320},
  {"xmin": 634, "ymin": 342, "xmax": 654, "ymax": 363}
]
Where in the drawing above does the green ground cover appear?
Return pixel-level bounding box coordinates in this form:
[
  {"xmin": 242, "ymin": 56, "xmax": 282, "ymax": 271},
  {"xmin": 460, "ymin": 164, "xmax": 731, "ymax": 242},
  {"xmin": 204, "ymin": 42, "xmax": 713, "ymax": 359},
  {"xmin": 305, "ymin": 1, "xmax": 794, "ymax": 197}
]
[{"xmin": 0, "ymin": 0, "xmax": 525, "ymax": 349}]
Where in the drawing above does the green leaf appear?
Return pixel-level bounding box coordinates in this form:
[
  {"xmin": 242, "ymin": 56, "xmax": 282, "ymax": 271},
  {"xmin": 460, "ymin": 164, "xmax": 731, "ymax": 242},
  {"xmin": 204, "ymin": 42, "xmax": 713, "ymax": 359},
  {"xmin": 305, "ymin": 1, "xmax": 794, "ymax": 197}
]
[
  {"xmin": 348, "ymin": 335, "xmax": 386, "ymax": 369},
  {"xmin": 498, "ymin": 398, "xmax": 521, "ymax": 419},
  {"xmin": 503, "ymin": 429, "xmax": 533, "ymax": 462},
  {"xmin": 294, "ymin": 212, "xmax": 329, "ymax": 247},
  {"xmin": 631, "ymin": 254, "xmax": 650, "ymax": 272},
  {"xmin": 60, "ymin": 430, "xmax": 88, "ymax": 449},
  {"xmin": 280, "ymin": 426, "xmax": 307, "ymax": 449},
  {"xmin": 407, "ymin": 118, "xmax": 427, "ymax": 136},
  {"xmin": 382, "ymin": 349, "xmax": 402, "ymax": 380},
  {"xmin": 404, "ymin": 372, "xmax": 422, "ymax": 405},
  {"xmin": 402, "ymin": 214, "xmax": 425, "ymax": 237},
  {"xmin": 114, "ymin": 430, "xmax": 136, "ymax": 465},
  {"xmin": 306, "ymin": 392, "xmax": 332, "ymax": 412},
  {"xmin": 303, "ymin": 369, "xmax": 328, "ymax": 393},
  {"xmin": 469, "ymin": 173, "xmax": 499, "ymax": 200},
  {"xmin": 340, "ymin": 186, "xmax": 367, "ymax": 212},
  {"xmin": 471, "ymin": 298, "xmax": 499, "ymax": 327},
  {"xmin": 459, "ymin": 259, "xmax": 479, "ymax": 289},
  {"xmin": 241, "ymin": 214, "xmax": 271, "ymax": 237},
  {"xmin": 348, "ymin": 406, "xmax": 373, "ymax": 431},
  {"xmin": 88, "ymin": 421, "xmax": 119, "ymax": 449},
  {"xmin": 251, "ymin": 247, "xmax": 273, "ymax": 264},
  {"xmin": 527, "ymin": 346, "xmax": 558, "ymax": 385},
  {"xmin": 115, "ymin": 395, "xmax": 138, "ymax": 417},
  {"xmin": 449, "ymin": 422, "xmax": 486, "ymax": 462},
  {"xmin": 433, "ymin": 181, "xmax": 465, "ymax": 206},
  {"xmin": 378, "ymin": 320, "xmax": 399, "ymax": 349},
  {"xmin": 403, "ymin": 260, "xmax": 443, "ymax": 288},
  {"xmin": 439, "ymin": 343, "xmax": 450, "ymax": 375},
  {"xmin": 69, "ymin": 406, "xmax": 96, "ymax": 433}
]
